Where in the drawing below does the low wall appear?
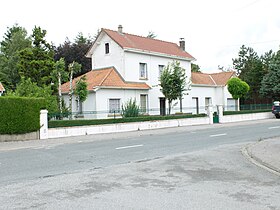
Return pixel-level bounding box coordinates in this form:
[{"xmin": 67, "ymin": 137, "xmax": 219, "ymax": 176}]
[
  {"xmin": 48, "ymin": 117, "xmax": 210, "ymax": 139},
  {"xmin": 220, "ymin": 112, "xmax": 273, "ymax": 123},
  {"xmin": 0, "ymin": 131, "xmax": 39, "ymax": 142}
]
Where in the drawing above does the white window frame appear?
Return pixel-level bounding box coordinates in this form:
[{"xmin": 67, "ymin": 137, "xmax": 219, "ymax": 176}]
[
  {"xmin": 109, "ymin": 98, "xmax": 121, "ymax": 113},
  {"xmin": 140, "ymin": 94, "xmax": 148, "ymax": 113},
  {"xmin": 139, "ymin": 63, "xmax": 148, "ymax": 79}
]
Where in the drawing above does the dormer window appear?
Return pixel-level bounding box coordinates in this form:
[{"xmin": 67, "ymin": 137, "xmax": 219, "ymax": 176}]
[{"xmin": 105, "ymin": 43, "xmax": 110, "ymax": 54}]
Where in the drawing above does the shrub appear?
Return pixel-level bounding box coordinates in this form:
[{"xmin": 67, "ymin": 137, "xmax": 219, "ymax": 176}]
[
  {"xmin": 0, "ymin": 97, "xmax": 46, "ymax": 134},
  {"xmin": 121, "ymin": 99, "xmax": 140, "ymax": 118}
]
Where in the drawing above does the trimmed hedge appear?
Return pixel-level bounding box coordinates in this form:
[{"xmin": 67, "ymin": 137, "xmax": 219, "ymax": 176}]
[
  {"xmin": 223, "ymin": 109, "xmax": 271, "ymax": 115},
  {"xmin": 0, "ymin": 97, "xmax": 46, "ymax": 134},
  {"xmin": 48, "ymin": 114, "xmax": 207, "ymax": 128}
]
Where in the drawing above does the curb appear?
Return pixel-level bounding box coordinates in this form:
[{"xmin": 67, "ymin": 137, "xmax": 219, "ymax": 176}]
[{"xmin": 242, "ymin": 142, "xmax": 280, "ymax": 177}]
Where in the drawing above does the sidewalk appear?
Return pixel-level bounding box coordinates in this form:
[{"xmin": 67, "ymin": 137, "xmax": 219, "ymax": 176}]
[{"xmin": 246, "ymin": 137, "xmax": 280, "ymax": 174}]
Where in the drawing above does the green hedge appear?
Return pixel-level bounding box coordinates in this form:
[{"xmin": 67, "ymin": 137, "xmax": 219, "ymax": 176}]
[
  {"xmin": 0, "ymin": 97, "xmax": 46, "ymax": 134},
  {"xmin": 223, "ymin": 109, "xmax": 271, "ymax": 115},
  {"xmin": 48, "ymin": 114, "xmax": 207, "ymax": 128}
]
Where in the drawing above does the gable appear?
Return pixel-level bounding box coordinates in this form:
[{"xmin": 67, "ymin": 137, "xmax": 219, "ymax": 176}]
[{"xmin": 87, "ymin": 28, "xmax": 195, "ymax": 61}]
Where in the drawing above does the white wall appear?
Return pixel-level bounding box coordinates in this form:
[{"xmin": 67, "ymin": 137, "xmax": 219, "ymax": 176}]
[
  {"xmin": 92, "ymin": 33, "xmax": 125, "ymax": 76},
  {"xmin": 124, "ymin": 51, "xmax": 192, "ymax": 112}
]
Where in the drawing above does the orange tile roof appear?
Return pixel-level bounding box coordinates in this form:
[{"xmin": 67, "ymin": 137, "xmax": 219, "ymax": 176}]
[
  {"xmin": 102, "ymin": 28, "xmax": 195, "ymax": 60},
  {"xmin": 0, "ymin": 82, "xmax": 4, "ymax": 92},
  {"xmin": 191, "ymin": 72, "xmax": 235, "ymax": 86},
  {"xmin": 61, "ymin": 67, "xmax": 150, "ymax": 93}
]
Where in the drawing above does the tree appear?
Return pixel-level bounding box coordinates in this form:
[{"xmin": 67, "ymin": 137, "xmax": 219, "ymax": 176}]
[
  {"xmin": 260, "ymin": 50, "xmax": 280, "ymax": 100},
  {"xmin": 232, "ymin": 45, "xmax": 265, "ymax": 103},
  {"xmin": 54, "ymin": 32, "xmax": 92, "ymax": 77},
  {"xmin": 160, "ymin": 61, "xmax": 188, "ymax": 114},
  {"xmin": 191, "ymin": 63, "xmax": 201, "ymax": 72},
  {"xmin": 74, "ymin": 75, "xmax": 88, "ymax": 112},
  {"xmin": 0, "ymin": 24, "xmax": 31, "ymax": 90},
  {"xmin": 147, "ymin": 31, "xmax": 157, "ymax": 39},
  {"xmin": 227, "ymin": 78, "xmax": 250, "ymax": 100},
  {"xmin": 51, "ymin": 58, "xmax": 67, "ymax": 114},
  {"xmin": 6, "ymin": 77, "xmax": 58, "ymax": 113},
  {"xmin": 17, "ymin": 26, "xmax": 55, "ymax": 87},
  {"xmin": 68, "ymin": 61, "xmax": 82, "ymax": 117}
]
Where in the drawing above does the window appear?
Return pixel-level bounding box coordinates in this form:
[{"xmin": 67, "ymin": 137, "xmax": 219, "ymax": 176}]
[
  {"xmin": 205, "ymin": 97, "xmax": 212, "ymax": 107},
  {"xmin": 140, "ymin": 94, "xmax": 148, "ymax": 113},
  {"xmin": 158, "ymin": 65, "xmax": 165, "ymax": 78},
  {"xmin": 139, "ymin": 63, "xmax": 147, "ymax": 79},
  {"xmin": 105, "ymin": 43, "xmax": 109, "ymax": 54},
  {"xmin": 109, "ymin": 99, "xmax": 120, "ymax": 113}
]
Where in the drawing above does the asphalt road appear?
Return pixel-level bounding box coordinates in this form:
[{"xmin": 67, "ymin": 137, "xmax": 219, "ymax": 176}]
[{"xmin": 1, "ymin": 119, "xmax": 280, "ymax": 187}]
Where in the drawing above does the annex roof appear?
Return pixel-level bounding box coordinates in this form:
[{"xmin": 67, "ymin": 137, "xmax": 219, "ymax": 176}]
[
  {"xmin": 191, "ymin": 71, "xmax": 235, "ymax": 86},
  {"xmin": 0, "ymin": 82, "xmax": 5, "ymax": 92},
  {"xmin": 87, "ymin": 28, "xmax": 195, "ymax": 60},
  {"xmin": 61, "ymin": 67, "xmax": 150, "ymax": 93}
]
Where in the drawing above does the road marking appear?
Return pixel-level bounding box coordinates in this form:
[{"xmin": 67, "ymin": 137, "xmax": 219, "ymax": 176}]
[
  {"xmin": 210, "ymin": 133, "xmax": 227, "ymax": 137},
  {"xmin": 268, "ymin": 126, "xmax": 280, "ymax": 129},
  {"xmin": 115, "ymin": 144, "xmax": 143, "ymax": 150}
]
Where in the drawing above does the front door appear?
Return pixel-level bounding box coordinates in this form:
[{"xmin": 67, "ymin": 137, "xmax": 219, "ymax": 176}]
[{"xmin": 159, "ymin": 97, "xmax": 166, "ymax": 116}]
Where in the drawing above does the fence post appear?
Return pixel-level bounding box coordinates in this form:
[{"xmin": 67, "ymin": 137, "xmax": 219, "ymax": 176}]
[
  {"xmin": 218, "ymin": 105, "xmax": 224, "ymax": 123},
  {"xmin": 207, "ymin": 105, "xmax": 213, "ymax": 124},
  {"xmin": 40, "ymin": 109, "xmax": 48, "ymax": 139}
]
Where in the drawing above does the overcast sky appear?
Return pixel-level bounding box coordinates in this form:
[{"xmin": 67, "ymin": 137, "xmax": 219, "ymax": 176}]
[{"xmin": 1, "ymin": 0, "xmax": 280, "ymax": 72}]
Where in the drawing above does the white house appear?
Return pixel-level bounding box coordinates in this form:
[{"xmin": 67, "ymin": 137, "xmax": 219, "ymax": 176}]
[
  {"xmin": 61, "ymin": 25, "xmax": 236, "ymax": 118},
  {"xmin": 191, "ymin": 71, "xmax": 238, "ymax": 114},
  {"xmin": 0, "ymin": 82, "xmax": 4, "ymax": 96}
]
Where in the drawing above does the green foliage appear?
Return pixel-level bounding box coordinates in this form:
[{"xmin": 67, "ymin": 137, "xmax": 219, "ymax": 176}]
[
  {"xmin": 6, "ymin": 78, "xmax": 58, "ymax": 113},
  {"xmin": 74, "ymin": 75, "xmax": 88, "ymax": 103},
  {"xmin": 191, "ymin": 63, "xmax": 201, "ymax": 72},
  {"xmin": 160, "ymin": 61, "xmax": 188, "ymax": 114},
  {"xmin": 0, "ymin": 97, "xmax": 45, "ymax": 134},
  {"xmin": 48, "ymin": 114, "xmax": 207, "ymax": 128},
  {"xmin": 121, "ymin": 99, "xmax": 140, "ymax": 118},
  {"xmin": 227, "ymin": 77, "xmax": 250, "ymax": 99},
  {"xmin": 260, "ymin": 50, "xmax": 280, "ymax": 100},
  {"xmin": 232, "ymin": 45, "xmax": 271, "ymax": 102},
  {"xmin": 54, "ymin": 32, "xmax": 92, "ymax": 77},
  {"xmin": 0, "ymin": 24, "xmax": 31, "ymax": 90},
  {"xmin": 17, "ymin": 26, "xmax": 55, "ymax": 87}
]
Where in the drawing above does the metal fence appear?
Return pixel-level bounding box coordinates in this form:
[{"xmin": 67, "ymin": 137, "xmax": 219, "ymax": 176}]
[{"xmin": 48, "ymin": 104, "xmax": 272, "ymax": 121}]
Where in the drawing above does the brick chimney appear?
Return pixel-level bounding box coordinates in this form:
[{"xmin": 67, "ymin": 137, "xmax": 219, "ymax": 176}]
[
  {"xmin": 118, "ymin": 25, "xmax": 123, "ymax": 34},
  {"xmin": 179, "ymin": 38, "xmax": 185, "ymax": 51}
]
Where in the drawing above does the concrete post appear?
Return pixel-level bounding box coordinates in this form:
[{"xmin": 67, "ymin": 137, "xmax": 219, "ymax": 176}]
[
  {"xmin": 218, "ymin": 105, "xmax": 224, "ymax": 123},
  {"xmin": 40, "ymin": 109, "xmax": 48, "ymax": 139},
  {"xmin": 207, "ymin": 105, "xmax": 213, "ymax": 124}
]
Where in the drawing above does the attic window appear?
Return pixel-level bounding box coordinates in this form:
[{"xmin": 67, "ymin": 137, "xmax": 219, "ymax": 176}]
[{"xmin": 105, "ymin": 43, "xmax": 110, "ymax": 54}]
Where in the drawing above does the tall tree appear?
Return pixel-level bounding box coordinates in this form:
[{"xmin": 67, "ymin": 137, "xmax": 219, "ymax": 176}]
[
  {"xmin": 0, "ymin": 24, "xmax": 31, "ymax": 90},
  {"xmin": 232, "ymin": 45, "xmax": 265, "ymax": 103},
  {"xmin": 54, "ymin": 32, "xmax": 92, "ymax": 77},
  {"xmin": 74, "ymin": 75, "xmax": 88, "ymax": 113},
  {"xmin": 68, "ymin": 61, "xmax": 82, "ymax": 117},
  {"xmin": 160, "ymin": 61, "xmax": 188, "ymax": 114},
  {"xmin": 17, "ymin": 26, "xmax": 55, "ymax": 87},
  {"xmin": 260, "ymin": 50, "xmax": 280, "ymax": 100}
]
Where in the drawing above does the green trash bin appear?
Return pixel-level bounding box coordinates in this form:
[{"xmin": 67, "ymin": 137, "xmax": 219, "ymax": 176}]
[{"xmin": 213, "ymin": 112, "xmax": 219, "ymax": 123}]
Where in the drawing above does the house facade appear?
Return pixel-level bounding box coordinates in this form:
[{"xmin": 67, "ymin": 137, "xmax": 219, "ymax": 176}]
[
  {"xmin": 0, "ymin": 82, "xmax": 5, "ymax": 96},
  {"xmin": 61, "ymin": 26, "xmax": 236, "ymax": 118}
]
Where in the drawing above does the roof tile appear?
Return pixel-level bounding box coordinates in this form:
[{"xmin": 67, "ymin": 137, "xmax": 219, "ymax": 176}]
[
  {"xmin": 103, "ymin": 29, "xmax": 195, "ymax": 60},
  {"xmin": 61, "ymin": 67, "xmax": 150, "ymax": 93},
  {"xmin": 191, "ymin": 72, "xmax": 235, "ymax": 86}
]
